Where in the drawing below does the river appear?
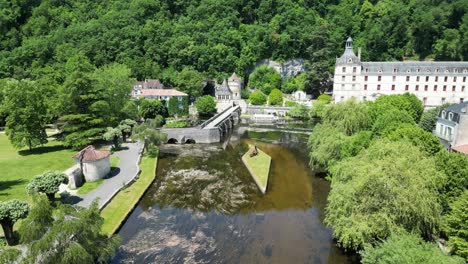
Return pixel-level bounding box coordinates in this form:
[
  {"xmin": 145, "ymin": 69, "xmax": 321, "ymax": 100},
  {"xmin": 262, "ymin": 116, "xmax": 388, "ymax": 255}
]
[{"xmin": 113, "ymin": 127, "xmax": 353, "ymax": 263}]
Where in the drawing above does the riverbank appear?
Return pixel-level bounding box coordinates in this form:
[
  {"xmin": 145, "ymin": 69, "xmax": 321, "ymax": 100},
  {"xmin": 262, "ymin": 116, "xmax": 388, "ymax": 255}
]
[
  {"xmin": 242, "ymin": 145, "xmax": 271, "ymax": 194},
  {"xmin": 101, "ymin": 154, "xmax": 158, "ymax": 235}
]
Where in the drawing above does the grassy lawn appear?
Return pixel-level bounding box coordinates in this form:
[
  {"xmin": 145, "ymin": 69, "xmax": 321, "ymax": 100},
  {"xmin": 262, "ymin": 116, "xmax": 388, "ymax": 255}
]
[
  {"xmin": 242, "ymin": 145, "xmax": 272, "ymax": 194},
  {"xmin": 0, "ymin": 134, "xmax": 75, "ymax": 202},
  {"xmin": 76, "ymin": 156, "xmax": 121, "ymax": 195},
  {"xmin": 101, "ymin": 155, "xmax": 157, "ymax": 236}
]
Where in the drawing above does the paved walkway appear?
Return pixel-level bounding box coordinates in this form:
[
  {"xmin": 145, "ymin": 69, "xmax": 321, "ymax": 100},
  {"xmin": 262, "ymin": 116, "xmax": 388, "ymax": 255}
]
[
  {"xmin": 203, "ymin": 105, "xmax": 241, "ymax": 129},
  {"xmin": 74, "ymin": 141, "xmax": 143, "ymax": 208}
]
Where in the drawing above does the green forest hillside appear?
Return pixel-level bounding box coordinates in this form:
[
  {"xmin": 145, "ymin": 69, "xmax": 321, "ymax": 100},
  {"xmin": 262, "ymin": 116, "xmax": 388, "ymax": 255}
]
[{"xmin": 0, "ymin": 0, "xmax": 466, "ymax": 88}]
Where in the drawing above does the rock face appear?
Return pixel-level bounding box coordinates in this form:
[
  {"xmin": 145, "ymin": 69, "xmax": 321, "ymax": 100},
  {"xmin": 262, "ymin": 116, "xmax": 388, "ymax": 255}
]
[{"xmin": 254, "ymin": 59, "xmax": 305, "ymax": 79}]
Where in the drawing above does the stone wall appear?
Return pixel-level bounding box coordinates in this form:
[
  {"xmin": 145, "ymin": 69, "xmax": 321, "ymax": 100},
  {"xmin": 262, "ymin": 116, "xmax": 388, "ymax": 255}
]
[
  {"xmin": 162, "ymin": 127, "xmax": 221, "ymax": 144},
  {"xmin": 64, "ymin": 164, "xmax": 84, "ymax": 189},
  {"xmin": 81, "ymin": 157, "xmax": 111, "ymax": 182}
]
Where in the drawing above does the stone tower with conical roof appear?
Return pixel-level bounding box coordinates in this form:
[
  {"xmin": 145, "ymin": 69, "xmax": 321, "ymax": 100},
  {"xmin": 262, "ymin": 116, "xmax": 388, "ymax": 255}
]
[{"xmin": 227, "ymin": 72, "xmax": 242, "ymax": 100}]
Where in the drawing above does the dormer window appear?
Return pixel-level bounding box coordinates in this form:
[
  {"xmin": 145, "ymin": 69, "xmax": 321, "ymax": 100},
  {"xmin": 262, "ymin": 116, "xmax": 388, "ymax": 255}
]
[
  {"xmin": 393, "ymin": 68, "xmax": 397, "ymax": 73},
  {"xmin": 442, "ymin": 111, "xmax": 446, "ymax": 118},
  {"xmin": 435, "ymin": 69, "xmax": 439, "ymax": 73},
  {"xmin": 455, "ymin": 69, "xmax": 458, "ymax": 73},
  {"xmin": 378, "ymin": 69, "xmax": 382, "ymax": 73},
  {"xmin": 449, "ymin": 112, "xmax": 454, "ymax": 121},
  {"xmin": 365, "ymin": 68, "xmax": 369, "ymax": 73},
  {"xmin": 348, "ymin": 58, "xmax": 353, "ymax": 63},
  {"xmin": 407, "ymin": 69, "xmax": 411, "ymax": 73},
  {"xmin": 417, "ymin": 69, "xmax": 420, "ymax": 73}
]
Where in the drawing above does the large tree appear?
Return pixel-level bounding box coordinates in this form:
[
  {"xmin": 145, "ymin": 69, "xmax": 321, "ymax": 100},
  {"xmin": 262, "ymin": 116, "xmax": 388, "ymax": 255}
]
[
  {"xmin": 16, "ymin": 199, "xmax": 120, "ymax": 264},
  {"xmin": 0, "ymin": 199, "xmax": 29, "ymax": 245},
  {"xmin": 131, "ymin": 117, "xmax": 167, "ymax": 152},
  {"xmin": 248, "ymin": 65, "xmax": 281, "ymax": 95},
  {"xmin": 3, "ymin": 79, "xmax": 48, "ymax": 151},
  {"xmin": 326, "ymin": 140, "xmax": 443, "ymax": 250}
]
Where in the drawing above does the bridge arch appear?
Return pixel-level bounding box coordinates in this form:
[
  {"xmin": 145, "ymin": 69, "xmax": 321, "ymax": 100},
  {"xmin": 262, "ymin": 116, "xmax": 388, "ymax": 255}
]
[{"xmin": 167, "ymin": 138, "xmax": 179, "ymax": 144}]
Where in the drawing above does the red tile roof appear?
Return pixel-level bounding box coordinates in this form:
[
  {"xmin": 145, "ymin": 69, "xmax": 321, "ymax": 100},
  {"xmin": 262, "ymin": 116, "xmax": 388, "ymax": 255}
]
[
  {"xmin": 452, "ymin": 144, "xmax": 468, "ymax": 155},
  {"xmin": 73, "ymin": 145, "xmax": 110, "ymax": 163},
  {"xmin": 140, "ymin": 89, "xmax": 188, "ymax": 97}
]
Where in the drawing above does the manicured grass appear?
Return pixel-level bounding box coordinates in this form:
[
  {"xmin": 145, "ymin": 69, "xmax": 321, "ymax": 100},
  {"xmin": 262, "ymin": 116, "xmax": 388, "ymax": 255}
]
[
  {"xmin": 100, "ymin": 155, "xmax": 157, "ymax": 236},
  {"xmin": 110, "ymin": 155, "xmax": 120, "ymax": 168},
  {"xmin": 242, "ymin": 145, "xmax": 272, "ymax": 194},
  {"xmin": 0, "ymin": 134, "xmax": 75, "ymax": 202},
  {"xmin": 76, "ymin": 156, "xmax": 120, "ymax": 194},
  {"xmin": 76, "ymin": 179, "xmax": 105, "ymax": 195}
]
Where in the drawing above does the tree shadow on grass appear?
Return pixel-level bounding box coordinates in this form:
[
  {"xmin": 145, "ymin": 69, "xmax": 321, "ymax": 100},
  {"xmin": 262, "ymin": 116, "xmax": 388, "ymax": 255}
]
[
  {"xmin": 59, "ymin": 192, "xmax": 83, "ymax": 205},
  {"xmin": 0, "ymin": 179, "xmax": 27, "ymax": 192},
  {"xmin": 18, "ymin": 145, "xmax": 69, "ymax": 156}
]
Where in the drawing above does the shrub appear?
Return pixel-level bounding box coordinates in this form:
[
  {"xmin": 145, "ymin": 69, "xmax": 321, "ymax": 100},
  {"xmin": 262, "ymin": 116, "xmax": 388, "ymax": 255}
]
[
  {"xmin": 269, "ymin": 88, "xmax": 283, "ymax": 106},
  {"xmin": 249, "ymin": 91, "xmax": 267, "ymax": 105},
  {"xmin": 195, "ymin": 95, "xmax": 217, "ymax": 117},
  {"xmin": 317, "ymin": 94, "xmax": 332, "ymax": 104}
]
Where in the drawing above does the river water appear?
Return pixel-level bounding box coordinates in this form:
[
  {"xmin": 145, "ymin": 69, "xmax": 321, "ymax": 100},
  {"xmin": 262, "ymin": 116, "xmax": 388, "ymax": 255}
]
[{"xmin": 113, "ymin": 128, "xmax": 352, "ymax": 263}]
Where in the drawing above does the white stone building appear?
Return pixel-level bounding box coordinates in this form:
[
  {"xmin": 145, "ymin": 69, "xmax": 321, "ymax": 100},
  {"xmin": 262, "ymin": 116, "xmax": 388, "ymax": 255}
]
[
  {"xmin": 215, "ymin": 72, "xmax": 243, "ymax": 101},
  {"xmin": 434, "ymin": 102, "xmax": 468, "ymax": 154},
  {"xmin": 73, "ymin": 145, "xmax": 111, "ymax": 182},
  {"xmin": 333, "ymin": 37, "xmax": 468, "ymax": 107}
]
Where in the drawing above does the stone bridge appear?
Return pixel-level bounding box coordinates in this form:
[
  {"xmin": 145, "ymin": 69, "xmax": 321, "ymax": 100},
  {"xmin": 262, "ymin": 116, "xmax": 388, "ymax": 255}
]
[{"xmin": 161, "ymin": 105, "xmax": 241, "ymax": 144}]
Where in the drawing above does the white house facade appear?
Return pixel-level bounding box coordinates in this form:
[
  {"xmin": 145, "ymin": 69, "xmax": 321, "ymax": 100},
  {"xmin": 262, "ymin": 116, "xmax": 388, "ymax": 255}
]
[
  {"xmin": 333, "ymin": 37, "xmax": 468, "ymax": 107},
  {"xmin": 434, "ymin": 102, "xmax": 468, "ymax": 154}
]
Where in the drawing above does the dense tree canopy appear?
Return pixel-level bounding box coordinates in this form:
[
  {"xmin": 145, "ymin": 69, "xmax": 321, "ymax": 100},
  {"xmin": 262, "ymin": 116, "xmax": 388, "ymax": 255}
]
[
  {"xmin": 194, "ymin": 95, "xmax": 217, "ymax": 117},
  {"xmin": 326, "ymin": 140, "xmax": 443, "ymax": 250},
  {"xmin": 361, "ymin": 232, "xmax": 464, "ymax": 264}
]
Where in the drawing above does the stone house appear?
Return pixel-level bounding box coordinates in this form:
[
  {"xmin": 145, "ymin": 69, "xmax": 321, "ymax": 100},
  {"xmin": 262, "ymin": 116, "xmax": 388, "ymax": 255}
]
[
  {"xmin": 434, "ymin": 102, "xmax": 468, "ymax": 154},
  {"xmin": 72, "ymin": 145, "xmax": 111, "ymax": 182},
  {"xmin": 215, "ymin": 73, "xmax": 243, "ymax": 101}
]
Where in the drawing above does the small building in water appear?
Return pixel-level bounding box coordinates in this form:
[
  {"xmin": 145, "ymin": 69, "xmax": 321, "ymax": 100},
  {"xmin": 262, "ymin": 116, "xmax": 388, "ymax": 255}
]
[
  {"xmin": 434, "ymin": 102, "xmax": 468, "ymax": 154},
  {"xmin": 72, "ymin": 145, "xmax": 111, "ymax": 182}
]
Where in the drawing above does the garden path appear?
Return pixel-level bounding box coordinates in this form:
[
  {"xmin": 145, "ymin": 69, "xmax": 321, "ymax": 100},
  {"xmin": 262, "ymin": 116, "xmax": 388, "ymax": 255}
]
[{"xmin": 74, "ymin": 141, "xmax": 143, "ymax": 208}]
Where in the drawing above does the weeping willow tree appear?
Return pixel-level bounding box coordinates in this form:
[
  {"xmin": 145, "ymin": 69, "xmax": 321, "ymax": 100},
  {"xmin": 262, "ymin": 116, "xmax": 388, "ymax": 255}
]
[{"xmin": 5, "ymin": 196, "xmax": 121, "ymax": 264}]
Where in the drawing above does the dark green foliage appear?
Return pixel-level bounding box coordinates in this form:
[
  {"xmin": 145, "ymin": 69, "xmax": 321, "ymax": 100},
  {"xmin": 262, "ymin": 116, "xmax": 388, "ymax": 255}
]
[
  {"xmin": 249, "ymin": 91, "xmax": 267, "ymax": 105},
  {"xmin": 18, "ymin": 195, "xmax": 53, "ymax": 244},
  {"xmin": 419, "ymin": 104, "xmax": 452, "ymax": 132},
  {"xmin": 340, "ymin": 131, "xmax": 373, "ymax": 159},
  {"xmin": 372, "ymin": 108, "xmax": 415, "ymax": 136},
  {"xmin": 168, "ymin": 96, "xmax": 189, "ymax": 117},
  {"xmin": 435, "ymin": 151, "xmax": 468, "ymax": 211},
  {"xmin": 326, "ymin": 140, "xmax": 443, "ymax": 250},
  {"xmin": 17, "ymin": 200, "xmax": 120, "ymax": 264},
  {"xmin": 385, "ymin": 124, "xmax": 443, "ymax": 155},
  {"xmin": 3, "ymin": 79, "xmax": 48, "ymax": 151},
  {"xmin": 444, "ymin": 190, "xmax": 468, "ymax": 259},
  {"xmin": 248, "ymin": 65, "xmax": 281, "ymax": 94},
  {"xmin": 194, "ymin": 95, "xmax": 217, "ymax": 117},
  {"xmin": 310, "ymin": 101, "xmax": 327, "ymax": 118},
  {"xmin": 0, "ymin": 199, "xmax": 29, "ymax": 245},
  {"xmin": 268, "ymin": 88, "xmax": 283, "ymax": 106},
  {"xmin": 131, "ymin": 117, "xmax": 167, "ymax": 152},
  {"xmin": 103, "ymin": 127, "xmax": 122, "ymax": 149},
  {"xmin": 361, "ymin": 232, "xmax": 464, "ymax": 264},
  {"xmin": 241, "ymin": 88, "xmax": 250, "ymax": 100},
  {"xmin": 282, "ymin": 73, "xmax": 306, "ymax": 93},
  {"xmin": 139, "ymin": 99, "xmax": 168, "ymax": 120},
  {"xmin": 26, "ymin": 171, "xmax": 68, "ymax": 201}
]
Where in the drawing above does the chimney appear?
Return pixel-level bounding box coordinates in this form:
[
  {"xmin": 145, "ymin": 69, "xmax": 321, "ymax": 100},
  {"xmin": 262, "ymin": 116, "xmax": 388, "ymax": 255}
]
[{"xmin": 358, "ymin": 47, "xmax": 362, "ymax": 60}]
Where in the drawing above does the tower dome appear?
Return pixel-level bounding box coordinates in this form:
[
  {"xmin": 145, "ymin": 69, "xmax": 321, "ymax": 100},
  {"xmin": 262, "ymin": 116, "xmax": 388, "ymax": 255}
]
[{"xmin": 336, "ymin": 37, "xmax": 360, "ymax": 65}]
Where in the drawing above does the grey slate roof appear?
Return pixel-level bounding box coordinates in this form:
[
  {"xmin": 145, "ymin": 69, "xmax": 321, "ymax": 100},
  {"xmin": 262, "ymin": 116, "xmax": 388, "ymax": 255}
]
[
  {"xmin": 215, "ymin": 79, "xmax": 232, "ymax": 96},
  {"xmin": 443, "ymin": 101, "xmax": 468, "ymax": 114},
  {"xmin": 336, "ymin": 37, "xmax": 360, "ymax": 65},
  {"xmin": 361, "ymin": 61, "xmax": 468, "ymax": 75}
]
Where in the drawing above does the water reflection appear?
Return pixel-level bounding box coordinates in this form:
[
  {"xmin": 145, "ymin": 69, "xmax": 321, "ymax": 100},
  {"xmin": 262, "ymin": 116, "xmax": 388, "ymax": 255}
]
[{"xmin": 114, "ymin": 130, "xmax": 351, "ymax": 264}]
